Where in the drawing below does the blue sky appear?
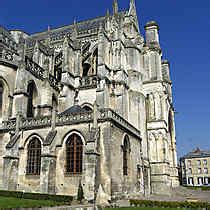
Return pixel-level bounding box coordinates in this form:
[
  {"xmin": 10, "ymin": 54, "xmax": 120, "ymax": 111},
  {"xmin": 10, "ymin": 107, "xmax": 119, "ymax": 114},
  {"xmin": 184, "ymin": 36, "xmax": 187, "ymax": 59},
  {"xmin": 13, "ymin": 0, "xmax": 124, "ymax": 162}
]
[{"xmin": 1, "ymin": 0, "xmax": 210, "ymax": 157}]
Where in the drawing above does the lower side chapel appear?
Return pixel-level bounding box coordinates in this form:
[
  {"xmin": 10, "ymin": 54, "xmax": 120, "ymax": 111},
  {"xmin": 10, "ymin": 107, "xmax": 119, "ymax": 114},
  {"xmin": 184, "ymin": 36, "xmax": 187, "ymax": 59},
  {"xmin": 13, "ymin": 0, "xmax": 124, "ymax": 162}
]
[{"xmin": 0, "ymin": 0, "xmax": 179, "ymax": 202}]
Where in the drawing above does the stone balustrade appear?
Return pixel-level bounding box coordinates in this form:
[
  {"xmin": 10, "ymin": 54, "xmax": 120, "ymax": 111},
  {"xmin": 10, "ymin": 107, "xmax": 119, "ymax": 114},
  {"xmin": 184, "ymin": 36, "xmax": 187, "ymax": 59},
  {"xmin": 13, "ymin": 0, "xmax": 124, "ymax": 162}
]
[
  {"xmin": 25, "ymin": 56, "xmax": 45, "ymax": 80},
  {"xmin": 80, "ymin": 75, "xmax": 98, "ymax": 89},
  {"xmin": 21, "ymin": 116, "xmax": 52, "ymax": 130},
  {"xmin": 0, "ymin": 49, "xmax": 18, "ymax": 67},
  {"xmin": 48, "ymin": 74, "xmax": 60, "ymax": 91},
  {"xmin": 99, "ymin": 108, "xmax": 141, "ymax": 138},
  {"xmin": 0, "ymin": 109, "xmax": 141, "ymax": 139}
]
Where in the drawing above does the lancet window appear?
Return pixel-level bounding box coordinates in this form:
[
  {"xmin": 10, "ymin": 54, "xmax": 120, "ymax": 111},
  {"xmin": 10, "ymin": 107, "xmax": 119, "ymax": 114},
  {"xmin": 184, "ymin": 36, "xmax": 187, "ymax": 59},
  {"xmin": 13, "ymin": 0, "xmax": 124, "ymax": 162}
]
[
  {"xmin": 66, "ymin": 134, "xmax": 83, "ymax": 174},
  {"xmin": 26, "ymin": 138, "xmax": 41, "ymax": 175},
  {"xmin": 123, "ymin": 135, "xmax": 130, "ymax": 176}
]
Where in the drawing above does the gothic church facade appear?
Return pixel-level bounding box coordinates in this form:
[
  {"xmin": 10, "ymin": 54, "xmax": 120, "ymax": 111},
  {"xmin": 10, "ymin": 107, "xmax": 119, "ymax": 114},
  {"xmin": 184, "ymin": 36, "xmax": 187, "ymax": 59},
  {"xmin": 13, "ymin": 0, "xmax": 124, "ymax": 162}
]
[{"xmin": 0, "ymin": 0, "xmax": 179, "ymax": 202}]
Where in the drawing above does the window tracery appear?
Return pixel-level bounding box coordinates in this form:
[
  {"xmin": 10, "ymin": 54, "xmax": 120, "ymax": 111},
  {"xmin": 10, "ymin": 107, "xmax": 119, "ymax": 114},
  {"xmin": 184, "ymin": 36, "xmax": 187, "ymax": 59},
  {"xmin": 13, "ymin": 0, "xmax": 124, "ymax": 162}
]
[
  {"xmin": 26, "ymin": 138, "xmax": 41, "ymax": 175},
  {"xmin": 66, "ymin": 134, "xmax": 83, "ymax": 174}
]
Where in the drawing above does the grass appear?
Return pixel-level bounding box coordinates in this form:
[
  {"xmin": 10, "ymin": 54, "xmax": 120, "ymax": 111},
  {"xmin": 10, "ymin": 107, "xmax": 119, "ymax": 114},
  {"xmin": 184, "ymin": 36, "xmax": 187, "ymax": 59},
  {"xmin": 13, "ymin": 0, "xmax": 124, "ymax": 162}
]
[
  {"xmin": 0, "ymin": 196, "xmax": 64, "ymax": 208},
  {"xmin": 105, "ymin": 208, "xmax": 201, "ymax": 210}
]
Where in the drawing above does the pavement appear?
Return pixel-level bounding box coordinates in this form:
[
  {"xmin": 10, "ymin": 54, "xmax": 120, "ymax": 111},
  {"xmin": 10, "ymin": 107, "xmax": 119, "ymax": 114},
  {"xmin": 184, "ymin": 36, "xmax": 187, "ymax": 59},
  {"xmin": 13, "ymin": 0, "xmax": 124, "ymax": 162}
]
[{"xmin": 115, "ymin": 186, "xmax": 210, "ymax": 207}]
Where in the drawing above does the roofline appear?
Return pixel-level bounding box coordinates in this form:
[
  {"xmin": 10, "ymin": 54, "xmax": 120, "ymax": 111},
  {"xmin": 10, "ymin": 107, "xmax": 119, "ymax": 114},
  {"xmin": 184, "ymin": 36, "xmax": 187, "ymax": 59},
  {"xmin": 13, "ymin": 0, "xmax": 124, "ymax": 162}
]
[
  {"xmin": 180, "ymin": 154, "xmax": 210, "ymax": 160},
  {"xmin": 30, "ymin": 15, "xmax": 106, "ymax": 37}
]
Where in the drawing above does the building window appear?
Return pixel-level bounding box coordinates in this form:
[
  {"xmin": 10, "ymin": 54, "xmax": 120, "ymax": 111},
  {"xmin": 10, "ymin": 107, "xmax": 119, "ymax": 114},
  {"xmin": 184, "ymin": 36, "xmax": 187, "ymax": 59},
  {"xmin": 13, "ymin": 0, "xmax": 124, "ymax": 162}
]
[
  {"xmin": 0, "ymin": 84, "xmax": 3, "ymax": 118},
  {"xmin": 27, "ymin": 81, "xmax": 35, "ymax": 118},
  {"xmin": 188, "ymin": 160, "xmax": 191, "ymax": 166},
  {"xmin": 197, "ymin": 160, "xmax": 201, "ymax": 166},
  {"xmin": 197, "ymin": 177, "xmax": 203, "ymax": 185},
  {"xmin": 54, "ymin": 52, "xmax": 62, "ymax": 82},
  {"xmin": 204, "ymin": 177, "xmax": 210, "ymax": 185},
  {"xmin": 188, "ymin": 177, "xmax": 194, "ymax": 185},
  {"xmin": 204, "ymin": 168, "xmax": 208, "ymax": 174},
  {"xmin": 188, "ymin": 168, "xmax": 192, "ymax": 174},
  {"xmin": 168, "ymin": 110, "xmax": 173, "ymax": 137},
  {"xmin": 26, "ymin": 138, "xmax": 41, "ymax": 175},
  {"xmin": 123, "ymin": 135, "xmax": 130, "ymax": 176},
  {"xmin": 198, "ymin": 168, "xmax": 202, "ymax": 174},
  {"xmin": 66, "ymin": 134, "xmax": 83, "ymax": 174},
  {"xmin": 203, "ymin": 159, "xmax": 207, "ymax": 165},
  {"xmin": 82, "ymin": 63, "xmax": 91, "ymax": 77}
]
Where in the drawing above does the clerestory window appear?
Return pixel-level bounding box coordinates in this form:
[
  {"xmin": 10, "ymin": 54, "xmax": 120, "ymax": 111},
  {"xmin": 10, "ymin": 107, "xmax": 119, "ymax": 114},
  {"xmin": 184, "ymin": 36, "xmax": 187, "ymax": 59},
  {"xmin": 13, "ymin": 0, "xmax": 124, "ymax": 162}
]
[{"xmin": 27, "ymin": 81, "xmax": 35, "ymax": 118}]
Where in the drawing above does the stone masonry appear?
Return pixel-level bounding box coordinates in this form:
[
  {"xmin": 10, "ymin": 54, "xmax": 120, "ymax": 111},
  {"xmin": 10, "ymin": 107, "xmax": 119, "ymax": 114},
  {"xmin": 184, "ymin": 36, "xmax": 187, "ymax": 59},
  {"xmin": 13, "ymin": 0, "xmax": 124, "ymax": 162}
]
[{"xmin": 0, "ymin": 0, "xmax": 179, "ymax": 203}]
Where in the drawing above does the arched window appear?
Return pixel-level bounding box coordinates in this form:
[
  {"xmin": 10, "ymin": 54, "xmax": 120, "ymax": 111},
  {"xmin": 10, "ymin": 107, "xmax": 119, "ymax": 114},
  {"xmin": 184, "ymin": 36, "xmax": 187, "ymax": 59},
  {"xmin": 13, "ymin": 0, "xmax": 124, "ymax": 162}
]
[
  {"xmin": 26, "ymin": 138, "xmax": 41, "ymax": 175},
  {"xmin": 54, "ymin": 52, "xmax": 62, "ymax": 82},
  {"xmin": 0, "ymin": 84, "xmax": 3, "ymax": 118},
  {"xmin": 66, "ymin": 134, "xmax": 83, "ymax": 174},
  {"xmin": 27, "ymin": 81, "xmax": 35, "ymax": 118},
  {"xmin": 82, "ymin": 63, "xmax": 91, "ymax": 77},
  {"xmin": 168, "ymin": 111, "xmax": 173, "ymax": 137},
  {"xmin": 92, "ymin": 49, "xmax": 98, "ymax": 75},
  {"xmin": 123, "ymin": 135, "xmax": 130, "ymax": 176}
]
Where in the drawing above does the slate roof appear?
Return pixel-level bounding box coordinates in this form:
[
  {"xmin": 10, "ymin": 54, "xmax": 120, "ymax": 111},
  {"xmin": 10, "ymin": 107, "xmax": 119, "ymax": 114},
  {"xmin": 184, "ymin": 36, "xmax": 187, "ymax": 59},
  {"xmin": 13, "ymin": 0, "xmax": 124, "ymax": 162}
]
[
  {"xmin": 0, "ymin": 26, "xmax": 18, "ymax": 52},
  {"xmin": 60, "ymin": 105, "xmax": 86, "ymax": 115},
  {"xmin": 29, "ymin": 16, "xmax": 106, "ymax": 41},
  {"xmin": 181, "ymin": 148, "xmax": 210, "ymax": 159}
]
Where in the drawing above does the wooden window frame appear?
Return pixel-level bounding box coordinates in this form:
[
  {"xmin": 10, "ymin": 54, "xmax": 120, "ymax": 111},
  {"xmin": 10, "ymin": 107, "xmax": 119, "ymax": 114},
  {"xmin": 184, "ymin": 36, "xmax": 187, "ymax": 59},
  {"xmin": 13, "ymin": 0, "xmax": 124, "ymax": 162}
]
[
  {"xmin": 66, "ymin": 134, "xmax": 83, "ymax": 175},
  {"xmin": 26, "ymin": 138, "xmax": 41, "ymax": 175}
]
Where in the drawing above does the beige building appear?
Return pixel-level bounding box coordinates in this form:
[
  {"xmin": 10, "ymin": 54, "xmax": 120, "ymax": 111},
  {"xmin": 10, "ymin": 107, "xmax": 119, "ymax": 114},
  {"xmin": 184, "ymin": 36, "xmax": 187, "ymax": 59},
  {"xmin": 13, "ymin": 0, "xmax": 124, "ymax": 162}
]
[
  {"xmin": 0, "ymin": 0, "xmax": 179, "ymax": 203},
  {"xmin": 180, "ymin": 148, "xmax": 210, "ymax": 186}
]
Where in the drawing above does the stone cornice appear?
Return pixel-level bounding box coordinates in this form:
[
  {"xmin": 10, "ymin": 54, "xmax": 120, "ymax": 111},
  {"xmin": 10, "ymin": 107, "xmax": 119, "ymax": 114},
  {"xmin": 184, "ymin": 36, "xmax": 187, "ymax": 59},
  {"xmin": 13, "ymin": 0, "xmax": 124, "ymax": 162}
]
[{"xmin": 0, "ymin": 108, "xmax": 141, "ymax": 140}]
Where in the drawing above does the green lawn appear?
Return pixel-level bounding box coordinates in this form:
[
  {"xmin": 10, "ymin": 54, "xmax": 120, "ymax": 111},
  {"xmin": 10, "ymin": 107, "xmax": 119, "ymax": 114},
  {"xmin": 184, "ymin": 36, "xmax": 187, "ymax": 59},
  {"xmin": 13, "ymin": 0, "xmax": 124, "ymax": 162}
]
[
  {"xmin": 0, "ymin": 196, "xmax": 63, "ymax": 208},
  {"xmin": 105, "ymin": 208, "xmax": 201, "ymax": 210}
]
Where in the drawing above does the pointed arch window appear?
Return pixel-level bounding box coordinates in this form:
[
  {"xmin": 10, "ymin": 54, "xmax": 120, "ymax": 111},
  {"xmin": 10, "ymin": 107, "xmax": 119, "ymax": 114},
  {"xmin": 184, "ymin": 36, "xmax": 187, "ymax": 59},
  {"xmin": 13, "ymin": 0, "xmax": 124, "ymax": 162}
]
[
  {"xmin": 0, "ymin": 84, "xmax": 3, "ymax": 118},
  {"xmin": 27, "ymin": 81, "xmax": 35, "ymax": 118},
  {"xmin": 82, "ymin": 63, "xmax": 91, "ymax": 77},
  {"xmin": 66, "ymin": 134, "xmax": 83, "ymax": 174},
  {"xmin": 26, "ymin": 138, "xmax": 41, "ymax": 175},
  {"xmin": 123, "ymin": 135, "xmax": 130, "ymax": 176},
  {"xmin": 168, "ymin": 110, "xmax": 173, "ymax": 137}
]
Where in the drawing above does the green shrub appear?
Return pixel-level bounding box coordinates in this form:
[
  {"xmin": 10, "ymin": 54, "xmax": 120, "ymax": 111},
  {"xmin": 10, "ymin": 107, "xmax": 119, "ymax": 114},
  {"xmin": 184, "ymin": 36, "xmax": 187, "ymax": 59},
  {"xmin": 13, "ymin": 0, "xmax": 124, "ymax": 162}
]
[
  {"xmin": 185, "ymin": 185, "xmax": 210, "ymax": 191},
  {"xmin": 130, "ymin": 199, "xmax": 210, "ymax": 209},
  {"xmin": 0, "ymin": 190, "xmax": 73, "ymax": 204}
]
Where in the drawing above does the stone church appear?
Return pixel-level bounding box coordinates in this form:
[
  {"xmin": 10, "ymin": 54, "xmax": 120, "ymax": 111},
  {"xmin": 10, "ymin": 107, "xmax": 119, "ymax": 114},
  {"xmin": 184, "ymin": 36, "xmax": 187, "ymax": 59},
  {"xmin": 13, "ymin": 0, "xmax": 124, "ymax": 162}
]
[{"xmin": 0, "ymin": 0, "xmax": 179, "ymax": 202}]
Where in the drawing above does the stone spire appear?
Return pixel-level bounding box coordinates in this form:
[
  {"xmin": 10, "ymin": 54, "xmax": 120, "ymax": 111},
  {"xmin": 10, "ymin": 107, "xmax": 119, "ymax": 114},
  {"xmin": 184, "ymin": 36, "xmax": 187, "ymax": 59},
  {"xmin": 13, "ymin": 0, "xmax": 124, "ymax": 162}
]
[
  {"xmin": 106, "ymin": 9, "xmax": 110, "ymax": 17},
  {"xmin": 63, "ymin": 36, "xmax": 69, "ymax": 72},
  {"xmin": 33, "ymin": 40, "xmax": 39, "ymax": 63},
  {"xmin": 128, "ymin": 0, "xmax": 137, "ymax": 16},
  {"xmin": 128, "ymin": 0, "xmax": 140, "ymax": 33},
  {"xmin": 113, "ymin": 0, "xmax": 118, "ymax": 15},
  {"xmin": 46, "ymin": 25, "xmax": 51, "ymax": 46},
  {"xmin": 72, "ymin": 19, "xmax": 78, "ymax": 39}
]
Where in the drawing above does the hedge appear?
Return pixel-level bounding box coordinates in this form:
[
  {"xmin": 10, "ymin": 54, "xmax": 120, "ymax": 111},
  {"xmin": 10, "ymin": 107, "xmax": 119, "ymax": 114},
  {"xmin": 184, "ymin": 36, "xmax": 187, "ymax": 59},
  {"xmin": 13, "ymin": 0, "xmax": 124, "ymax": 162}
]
[
  {"xmin": 185, "ymin": 186, "xmax": 210, "ymax": 191},
  {"xmin": 130, "ymin": 199, "xmax": 210, "ymax": 209},
  {"xmin": 0, "ymin": 190, "xmax": 73, "ymax": 203}
]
